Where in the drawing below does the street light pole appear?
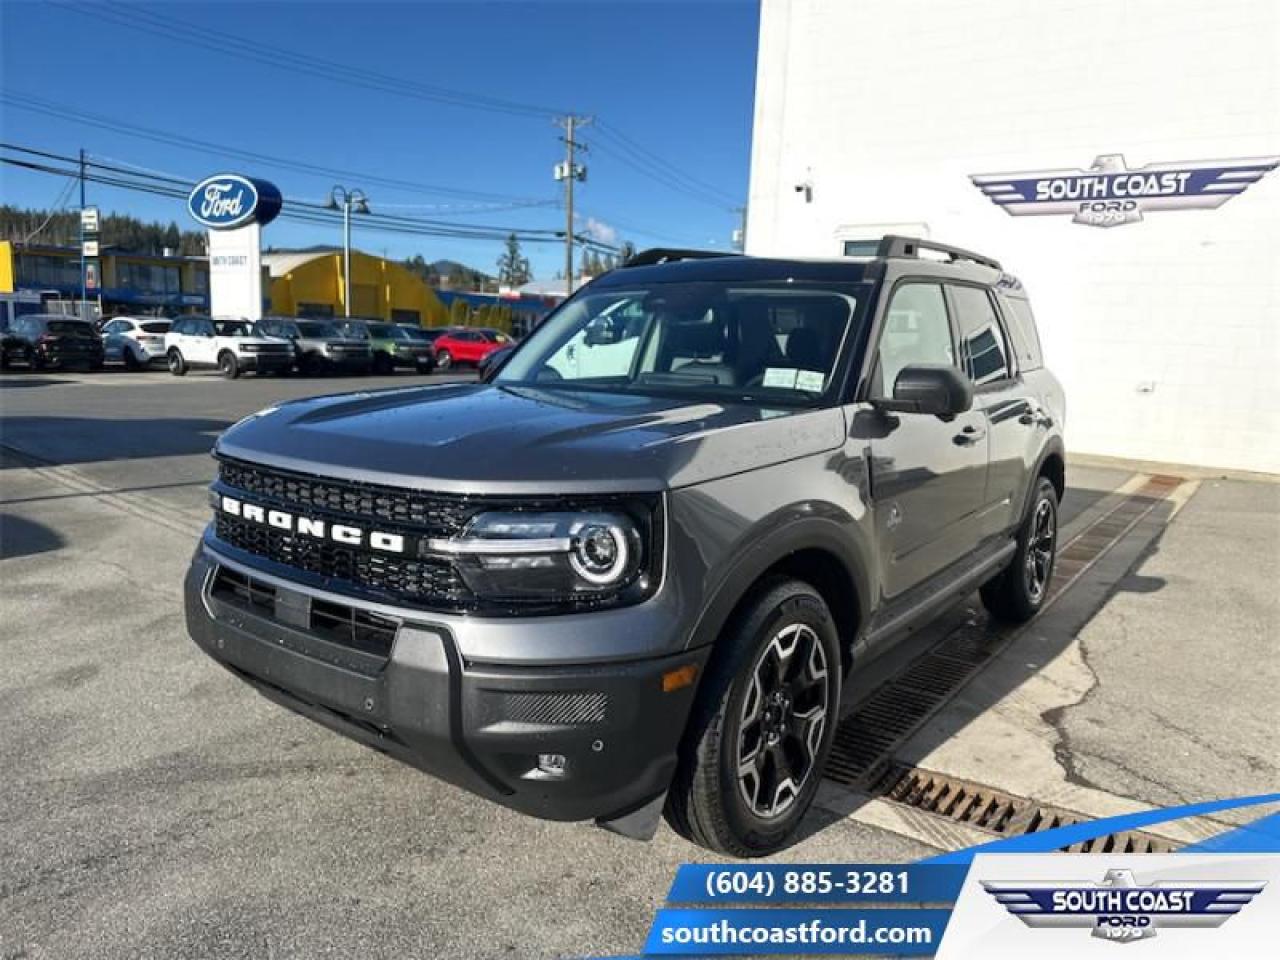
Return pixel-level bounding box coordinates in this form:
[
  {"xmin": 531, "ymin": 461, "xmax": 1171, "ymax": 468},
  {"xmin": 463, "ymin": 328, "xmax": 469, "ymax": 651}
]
[{"xmin": 327, "ymin": 186, "xmax": 368, "ymax": 317}]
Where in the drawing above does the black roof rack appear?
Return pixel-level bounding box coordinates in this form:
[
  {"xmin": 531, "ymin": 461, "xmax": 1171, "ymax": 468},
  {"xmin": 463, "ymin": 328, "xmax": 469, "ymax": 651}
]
[
  {"xmin": 875, "ymin": 235, "xmax": 1002, "ymax": 271},
  {"xmin": 622, "ymin": 247, "xmax": 735, "ymax": 268}
]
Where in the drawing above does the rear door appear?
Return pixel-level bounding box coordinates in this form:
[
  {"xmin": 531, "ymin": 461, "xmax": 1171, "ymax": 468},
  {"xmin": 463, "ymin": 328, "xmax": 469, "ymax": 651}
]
[
  {"xmin": 947, "ymin": 283, "xmax": 1040, "ymax": 539},
  {"xmin": 864, "ymin": 280, "xmax": 989, "ymax": 599}
]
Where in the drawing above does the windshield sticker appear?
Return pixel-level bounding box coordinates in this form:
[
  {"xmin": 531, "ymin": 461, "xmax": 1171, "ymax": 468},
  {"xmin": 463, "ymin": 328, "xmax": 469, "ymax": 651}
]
[
  {"xmin": 795, "ymin": 370, "xmax": 826, "ymax": 392},
  {"xmin": 763, "ymin": 367, "xmax": 799, "ymax": 389}
]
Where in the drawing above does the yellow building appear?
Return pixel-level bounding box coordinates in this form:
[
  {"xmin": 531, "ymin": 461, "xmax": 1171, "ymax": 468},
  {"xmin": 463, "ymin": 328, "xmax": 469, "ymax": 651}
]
[{"xmin": 264, "ymin": 249, "xmax": 447, "ymax": 326}]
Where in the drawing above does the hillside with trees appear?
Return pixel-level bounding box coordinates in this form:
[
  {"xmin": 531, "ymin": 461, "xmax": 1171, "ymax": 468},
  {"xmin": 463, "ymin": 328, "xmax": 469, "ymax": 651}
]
[{"xmin": 0, "ymin": 205, "xmax": 205, "ymax": 254}]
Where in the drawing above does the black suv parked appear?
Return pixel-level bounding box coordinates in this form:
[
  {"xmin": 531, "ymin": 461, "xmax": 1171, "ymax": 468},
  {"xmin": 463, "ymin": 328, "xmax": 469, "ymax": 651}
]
[
  {"xmin": 184, "ymin": 237, "xmax": 1065, "ymax": 856},
  {"xmin": 0, "ymin": 314, "xmax": 104, "ymax": 370}
]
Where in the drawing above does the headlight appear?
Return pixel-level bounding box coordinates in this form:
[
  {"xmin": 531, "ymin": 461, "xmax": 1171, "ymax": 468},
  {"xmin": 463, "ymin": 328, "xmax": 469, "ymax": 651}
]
[{"xmin": 428, "ymin": 504, "xmax": 660, "ymax": 609}]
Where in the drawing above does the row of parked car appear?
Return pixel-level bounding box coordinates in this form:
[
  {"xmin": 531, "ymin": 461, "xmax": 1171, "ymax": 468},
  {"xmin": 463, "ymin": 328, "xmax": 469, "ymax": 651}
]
[{"xmin": 0, "ymin": 313, "xmax": 514, "ymax": 379}]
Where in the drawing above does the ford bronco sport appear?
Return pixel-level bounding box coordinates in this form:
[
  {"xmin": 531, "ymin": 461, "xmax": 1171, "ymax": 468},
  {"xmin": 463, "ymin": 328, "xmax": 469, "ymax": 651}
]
[{"xmin": 184, "ymin": 236, "xmax": 1065, "ymax": 856}]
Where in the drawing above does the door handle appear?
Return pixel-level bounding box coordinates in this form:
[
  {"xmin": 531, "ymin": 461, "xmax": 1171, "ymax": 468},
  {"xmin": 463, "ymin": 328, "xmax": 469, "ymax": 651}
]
[{"xmin": 953, "ymin": 425, "xmax": 986, "ymax": 446}]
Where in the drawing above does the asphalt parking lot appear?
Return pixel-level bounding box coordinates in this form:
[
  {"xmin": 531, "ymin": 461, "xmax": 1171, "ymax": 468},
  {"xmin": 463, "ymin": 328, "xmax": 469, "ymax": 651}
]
[{"xmin": 2, "ymin": 369, "xmax": 1277, "ymax": 959}]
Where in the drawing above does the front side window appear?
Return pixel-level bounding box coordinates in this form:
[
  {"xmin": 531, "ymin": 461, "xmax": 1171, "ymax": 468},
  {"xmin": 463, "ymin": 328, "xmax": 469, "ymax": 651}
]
[
  {"xmin": 950, "ymin": 285, "xmax": 1011, "ymax": 385},
  {"xmin": 871, "ymin": 283, "xmax": 954, "ymax": 398},
  {"xmin": 497, "ymin": 281, "xmax": 861, "ymax": 404}
]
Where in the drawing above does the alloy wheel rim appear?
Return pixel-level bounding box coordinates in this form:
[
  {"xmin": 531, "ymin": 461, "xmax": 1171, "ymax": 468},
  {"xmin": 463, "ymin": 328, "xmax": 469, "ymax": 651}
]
[
  {"xmin": 736, "ymin": 622, "xmax": 829, "ymax": 820},
  {"xmin": 1025, "ymin": 499, "xmax": 1055, "ymax": 603}
]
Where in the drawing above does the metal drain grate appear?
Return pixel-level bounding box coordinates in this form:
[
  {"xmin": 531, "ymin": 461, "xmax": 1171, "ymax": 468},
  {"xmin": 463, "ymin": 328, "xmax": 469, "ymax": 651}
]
[
  {"xmin": 870, "ymin": 766, "xmax": 1176, "ymax": 853},
  {"xmin": 825, "ymin": 474, "xmax": 1183, "ymax": 791}
]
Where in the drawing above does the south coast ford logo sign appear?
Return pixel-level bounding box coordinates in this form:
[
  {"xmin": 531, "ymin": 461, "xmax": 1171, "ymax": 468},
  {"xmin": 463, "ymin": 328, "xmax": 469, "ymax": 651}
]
[
  {"xmin": 188, "ymin": 174, "xmax": 283, "ymax": 230},
  {"xmin": 971, "ymin": 154, "xmax": 1278, "ymax": 228},
  {"xmin": 984, "ymin": 868, "xmax": 1265, "ymax": 944}
]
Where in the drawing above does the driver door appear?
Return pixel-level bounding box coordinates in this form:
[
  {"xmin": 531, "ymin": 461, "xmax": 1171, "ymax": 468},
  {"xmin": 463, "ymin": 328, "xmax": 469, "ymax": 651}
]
[{"xmin": 861, "ymin": 281, "xmax": 989, "ymax": 600}]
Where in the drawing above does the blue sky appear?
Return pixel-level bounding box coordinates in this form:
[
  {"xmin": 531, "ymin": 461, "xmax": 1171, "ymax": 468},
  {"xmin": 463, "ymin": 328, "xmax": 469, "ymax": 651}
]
[{"xmin": 0, "ymin": 0, "xmax": 759, "ymax": 278}]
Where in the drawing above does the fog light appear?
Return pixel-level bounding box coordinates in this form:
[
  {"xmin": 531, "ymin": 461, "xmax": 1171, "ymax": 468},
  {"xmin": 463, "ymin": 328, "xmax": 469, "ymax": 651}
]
[{"xmin": 537, "ymin": 753, "xmax": 568, "ymax": 777}]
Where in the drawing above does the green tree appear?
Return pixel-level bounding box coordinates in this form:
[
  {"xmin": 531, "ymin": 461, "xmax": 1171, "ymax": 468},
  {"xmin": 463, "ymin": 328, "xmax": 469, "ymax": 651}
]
[{"xmin": 496, "ymin": 233, "xmax": 531, "ymax": 287}]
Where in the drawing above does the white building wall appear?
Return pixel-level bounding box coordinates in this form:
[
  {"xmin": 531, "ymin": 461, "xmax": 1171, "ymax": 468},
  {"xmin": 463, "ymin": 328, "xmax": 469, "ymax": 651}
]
[{"xmin": 747, "ymin": 0, "xmax": 1280, "ymax": 474}]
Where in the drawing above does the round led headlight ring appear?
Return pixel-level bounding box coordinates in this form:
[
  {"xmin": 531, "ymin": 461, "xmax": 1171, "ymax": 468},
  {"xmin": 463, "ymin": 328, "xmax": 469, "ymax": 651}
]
[{"xmin": 569, "ymin": 522, "xmax": 630, "ymax": 585}]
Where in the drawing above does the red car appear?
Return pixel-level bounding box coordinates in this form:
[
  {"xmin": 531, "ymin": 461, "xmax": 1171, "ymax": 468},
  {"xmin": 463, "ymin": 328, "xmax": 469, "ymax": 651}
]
[{"xmin": 431, "ymin": 327, "xmax": 511, "ymax": 370}]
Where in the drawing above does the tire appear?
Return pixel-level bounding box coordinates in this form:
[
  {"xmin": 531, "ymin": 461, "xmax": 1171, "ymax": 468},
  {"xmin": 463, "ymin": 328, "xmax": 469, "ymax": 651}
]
[
  {"xmin": 664, "ymin": 578, "xmax": 841, "ymax": 857},
  {"xmin": 372, "ymin": 352, "xmax": 393, "ymax": 375},
  {"xmin": 122, "ymin": 346, "xmax": 141, "ymax": 371},
  {"xmin": 435, "ymin": 349, "xmax": 452, "ymax": 371},
  {"xmin": 167, "ymin": 348, "xmax": 187, "ymax": 377},
  {"xmin": 980, "ymin": 476, "xmax": 1059, "ymax": 623},
  {"xmin": 218, "ymin": 351, "xmax": 241, "ymax": 380}
]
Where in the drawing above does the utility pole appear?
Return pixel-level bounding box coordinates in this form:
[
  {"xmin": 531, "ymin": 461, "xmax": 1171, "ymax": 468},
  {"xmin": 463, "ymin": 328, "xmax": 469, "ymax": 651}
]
[
  {"xmin": 555, "ymin": 115, "xmax": 590, "ymax": 296},
  {"xmin": 733, "ymin": 205, "xmax": 748, "ymax": 252},
  {"xmin": 79, "ymin": 148, "xmax": 86, "ymax": 312}
]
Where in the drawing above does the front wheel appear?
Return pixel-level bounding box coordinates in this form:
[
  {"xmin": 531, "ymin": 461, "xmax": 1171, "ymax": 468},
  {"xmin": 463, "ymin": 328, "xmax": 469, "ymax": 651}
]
[
  {"xmin": 434, "ymin": 349, "xmax": 452, "ymax": 371},
  {"xmin": 218, "ymin": 351, "xmax": 241, "ymax": 379},
  {"xmin": 981, "ymin": 476, "xmax": 1058, "ymax": 623},
  {"xmin": 167, "ymin": 348, "xmax": 187, "ymax": 376},
  {"xmin": 665, "ymin": 578, "xmax": 840, "ymax": 857}
]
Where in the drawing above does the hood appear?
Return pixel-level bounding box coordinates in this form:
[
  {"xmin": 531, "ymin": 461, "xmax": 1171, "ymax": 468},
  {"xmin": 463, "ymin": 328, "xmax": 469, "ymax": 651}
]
[{"xmin": 216, "ymin": 383, "xmax": 847, "ymax": 495}]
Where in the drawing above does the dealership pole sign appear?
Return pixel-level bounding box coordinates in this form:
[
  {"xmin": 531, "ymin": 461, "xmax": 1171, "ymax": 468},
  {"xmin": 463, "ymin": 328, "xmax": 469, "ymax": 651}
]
[
  {"xmin": 188, "ymin": 173, "xmax": 282, "ymax": 320},
  {"xmin": 971, "ymin": 154, "xmax": 1278, "ymax": 228}
]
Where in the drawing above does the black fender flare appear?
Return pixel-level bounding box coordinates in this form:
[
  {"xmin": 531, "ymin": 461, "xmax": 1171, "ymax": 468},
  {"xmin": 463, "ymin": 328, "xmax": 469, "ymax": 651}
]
[
  {"xmin": 685, "ymin": 507, "xmax": 873, "ymax": 656},
  {"xmin": 1020, "ymin": 436, "xmax": 1066, "ymax": 523}
]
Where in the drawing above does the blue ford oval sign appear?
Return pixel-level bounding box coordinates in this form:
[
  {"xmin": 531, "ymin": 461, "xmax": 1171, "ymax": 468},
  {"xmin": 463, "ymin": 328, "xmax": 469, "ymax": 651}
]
[{"xmin": 188, "ymin": 174, "xmax": 283, "ymax": 230}]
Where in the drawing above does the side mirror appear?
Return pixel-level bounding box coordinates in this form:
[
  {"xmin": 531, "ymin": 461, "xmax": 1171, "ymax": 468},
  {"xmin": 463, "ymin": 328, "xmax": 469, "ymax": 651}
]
[
  {"xmin": 875, "ymin": 364, "xmax": 972, "ymax": 416},
  {"xmin": 583, "ymin": 322, "xmax": 616, "ymax": 347},
  {"xmin": 479, "ymin": 346, "xmax": 514, "ymax": 383}
]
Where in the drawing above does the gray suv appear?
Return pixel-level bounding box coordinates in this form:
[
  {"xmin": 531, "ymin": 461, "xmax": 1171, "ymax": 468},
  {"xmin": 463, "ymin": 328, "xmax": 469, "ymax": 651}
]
[
  {"xmin": 257, "ymin": 316, "xmax": 372, "ymax": 374},
  {"xmin": 184, "ymin": 237, "xmax": 1065, "ymax": 856}
]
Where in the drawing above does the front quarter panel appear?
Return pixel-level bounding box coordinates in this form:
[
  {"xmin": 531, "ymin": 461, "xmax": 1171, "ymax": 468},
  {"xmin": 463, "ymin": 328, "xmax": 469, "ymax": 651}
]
[{"xmin": 670, "ymin": 438, "xmax": 875, "ymax": 655}]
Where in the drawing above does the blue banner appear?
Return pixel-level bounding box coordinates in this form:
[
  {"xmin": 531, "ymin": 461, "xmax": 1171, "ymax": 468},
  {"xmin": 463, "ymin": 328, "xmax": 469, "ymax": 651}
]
[
  {"xmin": 644, "ymin": 908, "xmax": 951, "ymax": 955},
  {"xmin": 667, "ymin": 864, "xmax": 968, "ymax": 904}
]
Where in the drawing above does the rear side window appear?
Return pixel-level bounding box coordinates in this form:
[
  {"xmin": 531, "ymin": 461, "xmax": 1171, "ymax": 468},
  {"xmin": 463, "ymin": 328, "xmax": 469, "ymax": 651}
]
[
  {"xmin": 949, "ymin": 285, "xmax": 1012, "ymax": 385},
  {"xmin": 999, "ymin": 294, "xmax": 1043, "ymax": 371},
  {"xmin": 141, "ymin": 321, "xmax": 171, "ymax": 334}
]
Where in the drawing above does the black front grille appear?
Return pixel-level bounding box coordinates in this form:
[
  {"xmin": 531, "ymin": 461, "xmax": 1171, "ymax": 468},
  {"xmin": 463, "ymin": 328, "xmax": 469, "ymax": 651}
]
[
  {"xmin": 218, "ymin": 458, "xmax": 470, "ymax": 534},
  {"xmin": 215, "ymin": 512, "xmax": 470, "ymax": 609}
]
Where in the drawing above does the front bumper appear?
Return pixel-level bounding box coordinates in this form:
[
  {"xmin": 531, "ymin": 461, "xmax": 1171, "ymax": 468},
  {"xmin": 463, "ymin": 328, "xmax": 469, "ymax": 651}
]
[
  {"xmin": 184, "ymin": 542, "xmax": 707, "ymax": 823},
  {"xmin": 240, "ymin": 352, "xmax": 293, "ymax": 372}
]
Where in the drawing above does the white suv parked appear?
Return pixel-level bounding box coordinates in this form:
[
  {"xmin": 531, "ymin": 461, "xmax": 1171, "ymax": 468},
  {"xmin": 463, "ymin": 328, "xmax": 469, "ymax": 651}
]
[
  {"xmin": 101, "ymin": 316, "xmax": 172, "ymax": 369},
  {"xmin": 165, "ymin": 316, "xmax": 293, "ymax": 379}
]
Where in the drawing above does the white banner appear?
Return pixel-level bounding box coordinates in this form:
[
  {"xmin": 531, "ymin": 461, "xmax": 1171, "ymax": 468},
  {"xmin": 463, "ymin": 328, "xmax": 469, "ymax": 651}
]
[{"xmin": 939, "ymin": 854, "xmax": 1280, "ymax": 957}]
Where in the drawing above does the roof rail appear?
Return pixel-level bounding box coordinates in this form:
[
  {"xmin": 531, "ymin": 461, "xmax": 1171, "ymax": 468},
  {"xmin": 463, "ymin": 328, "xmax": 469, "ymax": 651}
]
[
  {"xmin": 875, "ymin": 235, "xmax": 1002, "ymax": 271},
  {"xmin": 622, "ymin": 247, "xmax": 735, "ymax": 268}
]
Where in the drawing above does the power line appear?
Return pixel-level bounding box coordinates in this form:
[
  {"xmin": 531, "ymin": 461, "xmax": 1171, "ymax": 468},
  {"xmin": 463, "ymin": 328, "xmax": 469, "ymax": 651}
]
[
  {"xmin": 51, "ymin": 0, "xmax": 565, "ymax": 120},
  {"xmin": 0, "ymin": 92, "xmax": 549, "ymax": 204},
  {"xmin": 46, "ymin": 1, "xmax": 742, "ymax": 211},
  {"xmin": 0, "ymin": 152, "xmax": 575, "ymax": 247},
  {"xmin": 593, "ymin": 121, "xmax": 740, "ymax": 207}
]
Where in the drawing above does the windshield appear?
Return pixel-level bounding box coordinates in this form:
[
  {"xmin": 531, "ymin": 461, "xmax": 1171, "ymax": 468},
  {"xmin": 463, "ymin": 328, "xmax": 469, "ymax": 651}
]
[
  {"xmin": 495, "ymin": 281, "xmax": 862, "ymax": 404},
  {"xmin": 398, "ymin": 326, "xmax": 436, "ymax": 340},
  {"xmin": 336, "ymin": 321, "xmax": 370, "ymax": 339},
  {"xmin": 368, "ymin": 323, "xmax": 397, "ymax": 338},
  {"xmin": 214, "ymin": 320, "xmax": 253, "ymax": 337},
  {"xmin": 297, "ymin": 320, "xmax": 340, "ymax": 338}
]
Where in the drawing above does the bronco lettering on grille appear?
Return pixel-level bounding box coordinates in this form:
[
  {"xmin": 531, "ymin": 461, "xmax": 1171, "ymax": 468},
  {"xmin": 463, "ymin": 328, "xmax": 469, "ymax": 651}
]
[{"xmin": 219, "ymin": 495, "xmax": 406, "ymax": 554}]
